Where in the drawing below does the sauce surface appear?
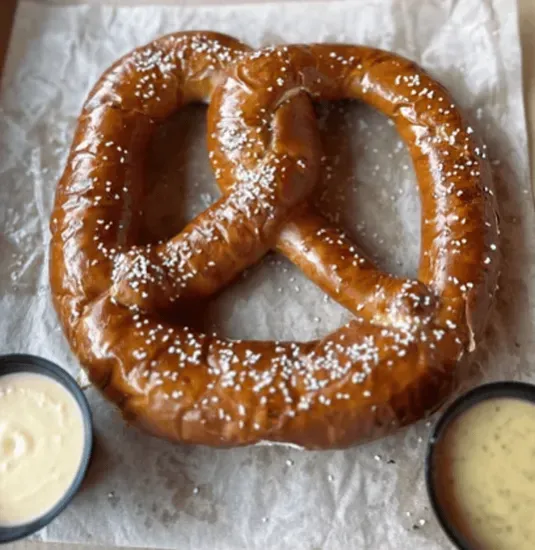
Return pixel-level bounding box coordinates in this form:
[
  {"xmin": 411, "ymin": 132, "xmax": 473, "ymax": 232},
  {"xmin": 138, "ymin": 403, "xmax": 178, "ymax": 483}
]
[
  {"xmin": 0, "ymin": 372, "xmax": 85, "ymax": 526},
  {"xmin": 434, "ymin": 398, "xmax": 535, "ymax": 550}
]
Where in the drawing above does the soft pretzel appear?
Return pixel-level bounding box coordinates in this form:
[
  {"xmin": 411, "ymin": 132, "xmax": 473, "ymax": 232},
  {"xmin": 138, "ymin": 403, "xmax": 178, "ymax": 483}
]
[{"xmin": 50, "ymin": 33, "xmax": 499, "ymax": 449}]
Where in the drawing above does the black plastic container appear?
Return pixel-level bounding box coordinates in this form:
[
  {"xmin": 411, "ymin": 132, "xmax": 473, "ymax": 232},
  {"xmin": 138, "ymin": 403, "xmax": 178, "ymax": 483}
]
[
  {"xmin": 425, "ymin": 381, "xmax": 535, "ymax": 550},
  {"xmin": 0, "ymin": 354, "xmax": 93, "ymax": 544}
]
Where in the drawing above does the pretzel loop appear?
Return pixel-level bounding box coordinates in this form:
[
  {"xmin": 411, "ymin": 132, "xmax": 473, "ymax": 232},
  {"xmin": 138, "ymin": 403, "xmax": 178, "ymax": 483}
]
[{"xmin": 208, "ymin": 45, "xmax": 499, "ymax": 341}]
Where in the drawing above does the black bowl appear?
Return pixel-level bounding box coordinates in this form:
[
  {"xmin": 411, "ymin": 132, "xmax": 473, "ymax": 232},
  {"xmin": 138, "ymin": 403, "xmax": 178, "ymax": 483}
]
[
  {"xmin": 0, "ymin": 354, "xmax": 93, "ymax": 544},
  {"xmin": 425, "ymin": 381, "xmax": 535, "ymax": 550}
]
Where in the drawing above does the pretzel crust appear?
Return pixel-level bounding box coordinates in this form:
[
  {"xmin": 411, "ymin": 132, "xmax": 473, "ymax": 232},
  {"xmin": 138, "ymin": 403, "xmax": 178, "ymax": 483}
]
[{"xmin": 50, "ymin": 33, "xmax": 499, "ymax": 449}]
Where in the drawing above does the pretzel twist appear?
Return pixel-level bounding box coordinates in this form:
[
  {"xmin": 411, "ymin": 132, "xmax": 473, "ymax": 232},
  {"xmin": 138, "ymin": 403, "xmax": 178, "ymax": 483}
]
[{"xmin": 50, "ymin": 32, "xmax": 499, "ymax": 449}]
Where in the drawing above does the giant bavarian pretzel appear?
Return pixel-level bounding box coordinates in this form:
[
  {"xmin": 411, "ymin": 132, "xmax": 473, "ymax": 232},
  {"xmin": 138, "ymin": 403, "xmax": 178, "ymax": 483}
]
[{"xmin": 50, "ymin": 32, "xmax": 499, "ymax": 449}]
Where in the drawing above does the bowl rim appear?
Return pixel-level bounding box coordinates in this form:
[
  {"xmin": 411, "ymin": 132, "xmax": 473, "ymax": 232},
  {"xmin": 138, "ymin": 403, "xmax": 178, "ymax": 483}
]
[
  {"xmin": 425, "ymin": 381, "xmax": 535, "ymax": 550},
  {"xmin": 0, "ymin": 353, "xmax": 93, "ymax": 544}
]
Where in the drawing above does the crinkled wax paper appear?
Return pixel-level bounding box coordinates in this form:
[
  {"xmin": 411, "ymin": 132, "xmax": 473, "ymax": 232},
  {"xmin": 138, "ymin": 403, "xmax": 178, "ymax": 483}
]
[{"xmin": 0, "ymin": 0, "xmax": 533, "ymax": 548}]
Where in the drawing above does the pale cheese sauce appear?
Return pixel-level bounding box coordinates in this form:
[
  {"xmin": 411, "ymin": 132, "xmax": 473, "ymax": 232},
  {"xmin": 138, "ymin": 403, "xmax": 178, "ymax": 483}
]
[
  {"xmin": 434, "ymin": 398, "xmax": 535, "ymax": 550},
  {"xmin": 0, "ymin": 372, "xmax": 85, "ymax": 526}
]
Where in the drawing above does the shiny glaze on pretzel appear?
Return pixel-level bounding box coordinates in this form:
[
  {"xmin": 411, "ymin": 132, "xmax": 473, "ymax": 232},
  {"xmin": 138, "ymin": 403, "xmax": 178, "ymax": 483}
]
[{"xmin": 50, "ymin": 32, "xmax": 499, "ymax": 449}]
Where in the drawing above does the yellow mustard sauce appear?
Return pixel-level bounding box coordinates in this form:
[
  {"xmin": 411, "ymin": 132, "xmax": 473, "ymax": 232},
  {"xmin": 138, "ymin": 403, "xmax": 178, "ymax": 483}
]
[{"xmin": 433, "ymin": 398, "xmax": 535, "ymax": 550}]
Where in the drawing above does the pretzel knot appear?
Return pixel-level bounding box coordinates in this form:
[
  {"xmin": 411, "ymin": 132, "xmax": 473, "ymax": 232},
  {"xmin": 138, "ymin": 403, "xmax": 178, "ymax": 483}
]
[{"xmin": 50, "ymin": 32, "xmax": 499, "ymax": 449}]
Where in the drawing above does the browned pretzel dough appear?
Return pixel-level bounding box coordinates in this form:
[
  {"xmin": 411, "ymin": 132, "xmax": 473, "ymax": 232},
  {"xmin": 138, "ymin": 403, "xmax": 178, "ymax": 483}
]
[{"xmin": 50, "ymin": 32, "xmax": 499, "ymax": 449}]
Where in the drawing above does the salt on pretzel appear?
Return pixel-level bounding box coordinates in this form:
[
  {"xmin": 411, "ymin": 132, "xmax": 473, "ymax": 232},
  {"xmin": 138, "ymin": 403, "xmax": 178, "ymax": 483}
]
[{"xmin": 50, "ymin": 33, "xmax": 499, "ymax": 449}]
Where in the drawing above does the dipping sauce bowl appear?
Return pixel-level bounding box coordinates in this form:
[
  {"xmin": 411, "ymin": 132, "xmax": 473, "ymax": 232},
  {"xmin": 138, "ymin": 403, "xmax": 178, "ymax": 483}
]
[
  {"xmin": 0, "ymin": 354, "xmax": 93, "ymax": 543},
  {"xmin": 426, "ymin": 382, "xmax": 535, "ymax": 550}
]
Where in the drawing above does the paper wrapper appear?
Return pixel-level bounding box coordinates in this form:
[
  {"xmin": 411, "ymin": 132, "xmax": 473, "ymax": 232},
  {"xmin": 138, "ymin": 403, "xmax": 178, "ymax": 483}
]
[{"xmin": 1, "ymin": 0, "xmax": 533, "ymax": 548}]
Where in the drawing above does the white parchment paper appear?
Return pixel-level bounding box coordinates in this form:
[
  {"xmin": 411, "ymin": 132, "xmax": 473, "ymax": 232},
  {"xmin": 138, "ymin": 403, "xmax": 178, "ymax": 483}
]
[{"xmin": 1, "ymin": 0, "xmax": 534, "ymax": 548}]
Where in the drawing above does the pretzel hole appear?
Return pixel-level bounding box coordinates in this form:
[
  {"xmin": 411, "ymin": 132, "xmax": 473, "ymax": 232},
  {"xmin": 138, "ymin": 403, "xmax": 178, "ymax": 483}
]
[
  {"xmin": 139, "ymin": 104, "xmax": 213, "ymax": 244},
  {"xmin": 314, "ymin": 99, "xmax": 421, "ymax": 280}
]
